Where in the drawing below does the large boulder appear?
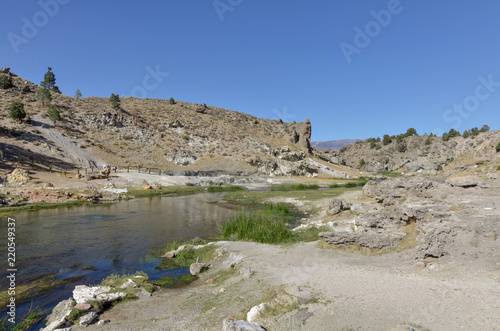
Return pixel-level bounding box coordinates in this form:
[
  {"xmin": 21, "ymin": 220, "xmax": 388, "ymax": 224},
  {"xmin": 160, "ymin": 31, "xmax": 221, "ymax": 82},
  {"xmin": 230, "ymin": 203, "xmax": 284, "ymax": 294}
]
[
  {"xmin": 328, "ymin": 199, "xmax": 352, "ymax": 215},
  {"xmin": 73, "ymin": 285, "xmax": 126, "ymax": 304},
  {"xmin": 6, "ymin": 168, "xmax": 30, "ymax": 186},
  {"xmin": 222, "ymin": 318, "xmax": 266, "ymax": 331},
  {"xmin": 40, "ymin": 298, "xmax": 75, "ymax": 331},
  {"xmin": 189, "ymin": 263, "xmax": 210, "ymax": 276}
]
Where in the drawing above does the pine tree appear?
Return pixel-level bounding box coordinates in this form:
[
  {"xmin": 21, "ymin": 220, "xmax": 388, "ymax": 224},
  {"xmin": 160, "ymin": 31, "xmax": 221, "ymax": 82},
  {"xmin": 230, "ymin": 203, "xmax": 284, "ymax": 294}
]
[
  {"xmin": 110, "ymin": 93, "xmax": 120, "ymax": 109},
  {"xmin": 169, "ymin": 97, "xmax": 176, "ymax": 105},
  {"xmin": 75, "ymin": 89, "xmax": 82, "ymax": 99},
  {"xmin": 40, "ymin": 67, "xmax": 56, "ymax": 90}
]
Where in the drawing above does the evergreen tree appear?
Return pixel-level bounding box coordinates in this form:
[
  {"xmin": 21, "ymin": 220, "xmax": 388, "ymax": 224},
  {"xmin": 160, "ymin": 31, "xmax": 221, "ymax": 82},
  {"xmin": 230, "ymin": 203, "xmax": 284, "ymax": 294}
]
[
  {"xmin": 425, "ymin": 136, "xmax": 432, "ymax": 145},
  {"xmin": 169, "ymin": 97, "xmax": 176, "ymax": 105},
  {"xmin": 110, "ymin": 93, "xmax": 120, "ymax": 109},
  {"xmin": 382, "ymin": 134, "xmax": 392, "ymax": 146},
  {"xmin": 36, "ymin": 88, "xmax": 52, "ymax": 105},
  {"xmin": 75, "ymin": 89, "xmax": 82, "ymax": 99},
  {"xmin": 47, "ymin": 106, "xmax": 61, "ymax": 126},
  {"xmin": 496, "ymin": 142, "xmax": 500, "ymax": 152},
  {"xmin": 462, "ymin": 130, "xmax": 470, "ymax": 138},
  {"xmin": 9, "ymin": 101, "xmax": 26, "ymax": 122},
  {"xmin": 40, "ymin": 67, "xmax": 57, "ymax": 90},
  {"xmin": 479, "ymin": 124, "xmax": 490, "ymax": 133},
  {"xmin": 405, "ymin": 128, "xmax": 417, "ymax": 137}
]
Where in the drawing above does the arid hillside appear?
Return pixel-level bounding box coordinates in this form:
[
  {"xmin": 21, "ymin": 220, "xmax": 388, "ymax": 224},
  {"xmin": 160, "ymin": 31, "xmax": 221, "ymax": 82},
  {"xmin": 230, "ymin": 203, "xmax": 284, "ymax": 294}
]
[
  {"xmin": 321, "ymin": 129, "xmax": 500, "ymax": 177},
  {"xmin": 0, "ymin": 68, "xmax": 318, "ymax": 176}
]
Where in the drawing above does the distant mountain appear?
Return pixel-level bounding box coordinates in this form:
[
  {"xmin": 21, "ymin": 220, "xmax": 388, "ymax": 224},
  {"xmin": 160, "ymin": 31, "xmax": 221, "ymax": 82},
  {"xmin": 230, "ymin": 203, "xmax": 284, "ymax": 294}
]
[{"xmin": 312, "ymin": 139, "xmax": 359, "ymax": 150}]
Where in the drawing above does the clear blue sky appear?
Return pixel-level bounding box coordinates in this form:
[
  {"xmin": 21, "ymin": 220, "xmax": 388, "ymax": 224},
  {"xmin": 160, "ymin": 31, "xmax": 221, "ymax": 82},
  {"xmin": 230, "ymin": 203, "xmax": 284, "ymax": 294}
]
[{"xmin": 1, "ymin": 0, "xmax": 499, "ymax": 141}]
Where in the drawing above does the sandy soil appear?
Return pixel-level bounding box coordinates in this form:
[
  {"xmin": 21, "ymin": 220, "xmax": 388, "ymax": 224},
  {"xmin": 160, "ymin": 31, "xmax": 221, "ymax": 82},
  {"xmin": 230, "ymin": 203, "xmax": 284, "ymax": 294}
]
[{"xmin": 76, "ymin": 240, "xmax": 500, "ymax": 331}]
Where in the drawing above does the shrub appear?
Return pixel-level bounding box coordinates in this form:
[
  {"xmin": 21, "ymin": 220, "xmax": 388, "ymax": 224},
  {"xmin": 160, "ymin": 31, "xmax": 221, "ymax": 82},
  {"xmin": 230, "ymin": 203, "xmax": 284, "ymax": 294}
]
[
  {"xmin": 169, "ymin": 97, "xmax": 176, "ymax": 105},
  {"xmin": 425, "ymin": 136, "xmax": 432, "ymax": 145},
  {"xmin": 358, "ymin": 158, "xmax": 365, "ymax": 168},
  {"xmin": 47, "ymin": 106, "xmax": 61, "ymax": 125},
  {"xmin": 442, "ymin": 133, "xmax": 449, "ymax": 141},
  {"xmin": 9, "ymin": 101, "xmax": 26, "ymax": 122},
  {"xmin": 382, "ymin": 134, "xmax": 392, "ymax": 146},
  {"xmin": 396, "ymin": 142, "xmax": 407, "ymax": 153},
  {"xmin": 496, "ymin": 142, "xmax": 500, "ymax": 152},
  {"xmin": 448, "ymin": 128, "xmax": 461, "ymax": 138},
  {"xmin": 370, "ymin": 141, "xmax": 376, "ymax": 149},
  {"xmin": 0, "ymin": 75, "xmax": 13, "ymax": 89},
  {"xmin": 436, "ymin": 164, "xmax": 443, "ymax": 171},
  {"xmin": 36, "ymin": 88, "xmax": 52, "ymax": 105}
]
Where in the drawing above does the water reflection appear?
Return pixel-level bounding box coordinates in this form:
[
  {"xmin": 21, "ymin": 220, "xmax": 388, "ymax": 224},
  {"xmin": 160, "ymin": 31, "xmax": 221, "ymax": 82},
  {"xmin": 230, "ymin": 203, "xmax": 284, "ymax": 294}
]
[{"xmin": 0, "ymin": 193, "xmax": 236, "ymax": 326}]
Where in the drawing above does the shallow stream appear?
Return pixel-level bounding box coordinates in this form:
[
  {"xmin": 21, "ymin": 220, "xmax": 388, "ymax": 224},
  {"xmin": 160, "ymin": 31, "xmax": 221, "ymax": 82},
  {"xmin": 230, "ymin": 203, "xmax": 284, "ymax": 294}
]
[{"xmin": 0, "ymin": 193, "xmax": 236, "ymax": 328}]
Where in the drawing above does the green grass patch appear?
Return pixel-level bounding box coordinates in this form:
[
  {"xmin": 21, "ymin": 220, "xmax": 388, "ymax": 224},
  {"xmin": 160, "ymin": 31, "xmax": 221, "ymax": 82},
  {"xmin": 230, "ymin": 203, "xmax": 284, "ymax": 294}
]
[
  {"xmin": 290, "ymin": 226, "xmax": 331, "ymax": 242},
  {"xmin": 271, "ymin": 184, "xmax": 320, "ymax": 191},
  {"xmin": 0, "ymin": 200, "xmax": 92, "ymax": 216},
  {"xmin": 0, "ymin": 306, "xmax": 44, "ymax": 331},
  {"xmin": 0, "ymin": 274, "xmax": 82, "ymax": 307},
  {"xmin": 152, "ymin": 274, "xmax": 198, "ymax": 288},
  {"xmin": 329, "ymin": 181, "xmax": 367, "ymax": 188},
  {"xmin": 152, "ymin": 237, "xmax": 217, "ymax": 270},
  {"xmin": 219, "ymin": 211, "xmax": 292, "ymax": 243},
  {"xmin": 125, "ymin": 185, "xmax": 245, "ymax": 198},
  {"xmin": 224, "ymin": 187, "xmax": 359, "ymax": 205}
]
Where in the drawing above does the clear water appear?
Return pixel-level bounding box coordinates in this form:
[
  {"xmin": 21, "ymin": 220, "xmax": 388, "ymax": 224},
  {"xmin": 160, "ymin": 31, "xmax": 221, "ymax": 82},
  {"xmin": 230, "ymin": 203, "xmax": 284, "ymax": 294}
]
[{"xmin": 0, "ymin": 193, "xmax": 236, "ymax": 328}]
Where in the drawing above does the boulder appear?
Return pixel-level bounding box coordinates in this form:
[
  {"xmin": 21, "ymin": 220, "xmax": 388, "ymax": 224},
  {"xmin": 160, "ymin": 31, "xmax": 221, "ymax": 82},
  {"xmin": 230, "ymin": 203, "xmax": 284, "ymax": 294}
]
[
  {"xmin": 73, "ymin": 285, "xmax": 126, "ymax": 304},
  {"xmin": 247, "ymin": 303, "xmax": 267, "ymax": 322},
  {"xmin": 6, "ymin": 168, "xmax": 30, "ymax": 186},
  {"xmin": 40, "ymin": 298, "xmax": 75, "ymax": 331},
  {"xmin": 446, "ymin": 176, "xmax": 481, "ymax": 188},
  {"xmin": 319, "ymin": 231, "xmax": 396, "ymax": 249},
  {"xmin": 189, "ymin": 263, "xmax": 210, "ymax": 276},
  {"xmin": 328, "ymin": 199, "xmax": 352, "ymax": 215},
  {"xmin": 79, "ymin": 311, "xmax": 98, "ymax": 327},
  {"xmin": 222, "ymin": 318, "xmax": 266, "ymax": 331},
  {"xmin": 74, "ymin": 303, "xmax": 91, "ymax": 311}
]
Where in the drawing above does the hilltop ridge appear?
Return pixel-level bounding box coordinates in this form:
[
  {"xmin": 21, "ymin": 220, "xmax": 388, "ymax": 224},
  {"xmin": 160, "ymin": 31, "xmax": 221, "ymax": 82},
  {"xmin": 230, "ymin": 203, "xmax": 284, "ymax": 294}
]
[{"xmin": 0, "ymin": 68, "xmax": 325, "ymax": 177}]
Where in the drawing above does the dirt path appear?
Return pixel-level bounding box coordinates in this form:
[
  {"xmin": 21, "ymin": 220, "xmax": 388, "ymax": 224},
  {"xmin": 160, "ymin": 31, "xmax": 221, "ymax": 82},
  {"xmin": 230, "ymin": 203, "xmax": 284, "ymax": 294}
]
[
  {"xmin": 33, "ymin": 114, "xmax": 106, "ymax": 169},
  {"xmin": 79, "ymin": 241, "xmax": 500, "ymax": 331}
]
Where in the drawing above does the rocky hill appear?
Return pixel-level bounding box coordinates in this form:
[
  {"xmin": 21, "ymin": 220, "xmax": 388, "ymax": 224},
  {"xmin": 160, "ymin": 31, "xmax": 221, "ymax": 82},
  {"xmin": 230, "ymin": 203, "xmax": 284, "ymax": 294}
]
[
  {"xmin": 321, "ymin": 130, "xmax": 500, "ymax": 176},
  {"xmin": 0, "ymin": 68, "xmax": 323, "ymax": 177}
]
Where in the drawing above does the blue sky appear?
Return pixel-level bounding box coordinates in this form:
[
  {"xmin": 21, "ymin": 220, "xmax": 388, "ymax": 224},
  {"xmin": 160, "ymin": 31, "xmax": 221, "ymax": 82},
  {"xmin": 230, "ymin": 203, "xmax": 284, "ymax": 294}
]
[{"xmin": 1, "ymin": 0, "xmax": 499, "ymax": 141}]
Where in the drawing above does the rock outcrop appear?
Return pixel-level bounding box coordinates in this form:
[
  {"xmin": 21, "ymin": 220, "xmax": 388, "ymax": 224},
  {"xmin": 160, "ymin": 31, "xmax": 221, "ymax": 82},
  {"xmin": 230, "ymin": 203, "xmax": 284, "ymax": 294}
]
[
  {"xmin": 6, "ymin": 168, "xmax": 30, "ymax": 186},
  {"xmin": 222, "ymin": 318, "xmax": 266, "ymax": 331},
  {"xmin": 322, "ymin": 176, "xmax": 500, "ymax": 262}
]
